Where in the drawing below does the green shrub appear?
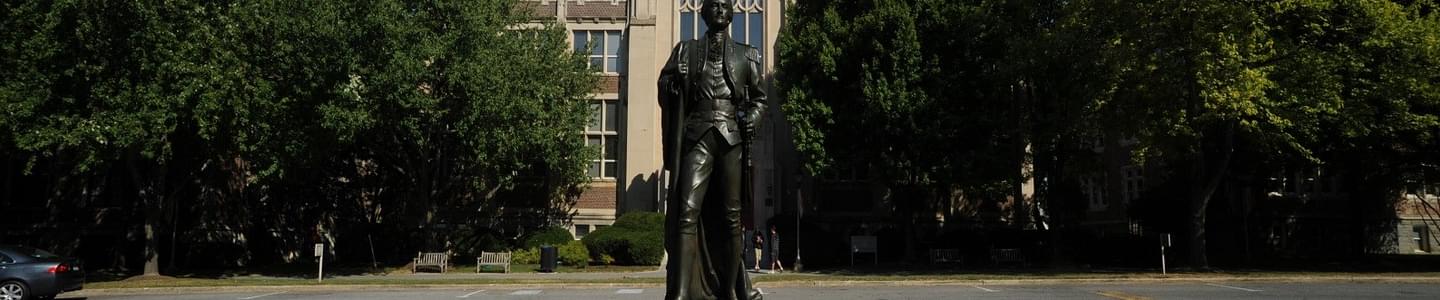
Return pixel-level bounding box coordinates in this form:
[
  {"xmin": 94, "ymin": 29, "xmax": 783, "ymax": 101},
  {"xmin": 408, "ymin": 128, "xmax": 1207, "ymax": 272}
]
[
  {"xmin": 558, "ymin": 240, "xmax": 590, "ymax": 268},
  {"xmin": 512, "ymin": 247, "xmax": 539, "ymax": 265},
  {"xmin": 582, "ymin": 212, "xmax": 665, "ymax": 265},
  {"xmin": 525, "ymin": 226, "xmax": 575, "ymax": 249},
  {"xmin": 612, "ymin": 211, "xmax": 664, "ymax": 231},
  {"xmin": 582, "ymin": 229, "xmax": 622, "ymax": 263},
  {"xmin": 625, "ymin": 231, "xmax": 665, "ymax": 265}
]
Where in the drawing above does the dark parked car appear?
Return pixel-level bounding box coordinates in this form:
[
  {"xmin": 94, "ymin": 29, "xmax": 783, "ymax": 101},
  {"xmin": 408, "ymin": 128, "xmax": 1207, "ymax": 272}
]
[{"xmin": 0, "ymin": 246, "xmax": 84, "ymax": 300}]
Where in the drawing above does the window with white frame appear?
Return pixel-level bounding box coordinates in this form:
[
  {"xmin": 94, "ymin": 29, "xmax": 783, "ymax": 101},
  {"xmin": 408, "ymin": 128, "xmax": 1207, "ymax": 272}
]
[
  {"xmin": 1081, "ymin": 175, "xmax": 1106, "ymax": 211},
  {"xmin": 585, "ymin": 98, "xmax": 620, "ymax": 179},
  {"xmin": 575, "ymin": 224, "xmax": 592, "ymax": 239},
  {"xmin": 677, "ymin": 0, "xmax": 765, "ymax": 59},
  {"xmin": 573, "ymin": 30, "xmax": 623, "ymax": 73},
  {"xmin": 1122, "ymin": 166, "xmax": 1144, "ymax": 204}
]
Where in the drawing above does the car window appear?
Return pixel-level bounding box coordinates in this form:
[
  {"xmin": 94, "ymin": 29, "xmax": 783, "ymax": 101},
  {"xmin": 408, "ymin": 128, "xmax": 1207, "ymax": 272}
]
[
  {"xmin": 13, "ymin": 246, "xmax": 60, "ymax": 259},
  {"xmin": 0, "ymin": 253, "xmax": 12, "ymax": 264}
]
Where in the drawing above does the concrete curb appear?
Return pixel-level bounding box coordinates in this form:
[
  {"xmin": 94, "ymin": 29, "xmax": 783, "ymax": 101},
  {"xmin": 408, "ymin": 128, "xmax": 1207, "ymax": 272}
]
[
  {"xmin": 768, "ymin": 276, "xmax": 1440, "ymax": 287},
  {"xmin": 69, "ymin": 275, "xmax": 1440, "ymax": 296}
]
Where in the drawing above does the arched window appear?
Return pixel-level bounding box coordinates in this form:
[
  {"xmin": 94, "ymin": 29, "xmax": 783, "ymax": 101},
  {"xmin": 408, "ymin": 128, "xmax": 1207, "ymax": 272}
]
[{"xmin": 677, "ymin": 0, "xmax": 765, "ymax": 58}]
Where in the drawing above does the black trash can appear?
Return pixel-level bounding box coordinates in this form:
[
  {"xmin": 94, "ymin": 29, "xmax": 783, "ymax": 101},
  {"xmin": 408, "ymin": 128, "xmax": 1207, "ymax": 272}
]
[{"xmin": 540, "ymin": 245, "xmax": 558, "ymax": 273}]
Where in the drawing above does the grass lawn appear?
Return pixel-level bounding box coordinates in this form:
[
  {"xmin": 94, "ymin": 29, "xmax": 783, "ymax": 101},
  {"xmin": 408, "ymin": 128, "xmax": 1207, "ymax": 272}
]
[
  {"xmin": 82, "ymin": 266, "xmax": 1440, "ymax": 290},
  {"xmin": 462, "ymin": 264, "xmax": 657, "ymax": 274},
  {"xmin": 85, "ymin": 263, "xmax": 661, "ymax": 289},
  {"xmin": 87, "ymin": 275, "xmax": 669, "ymax": 289}
]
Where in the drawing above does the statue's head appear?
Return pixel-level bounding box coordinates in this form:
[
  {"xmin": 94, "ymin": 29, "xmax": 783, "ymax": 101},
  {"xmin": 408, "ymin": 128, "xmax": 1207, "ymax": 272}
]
[{"xmin": 702, "ymin": 0, "xmax": 732, "ymax": 33}]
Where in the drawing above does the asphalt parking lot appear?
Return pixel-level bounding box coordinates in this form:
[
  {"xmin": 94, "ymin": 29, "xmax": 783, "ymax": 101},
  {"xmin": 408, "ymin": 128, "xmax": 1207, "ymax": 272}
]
[{"xmin": 63, "ymin": 281, "xmax": 1440, "ymax": 300}]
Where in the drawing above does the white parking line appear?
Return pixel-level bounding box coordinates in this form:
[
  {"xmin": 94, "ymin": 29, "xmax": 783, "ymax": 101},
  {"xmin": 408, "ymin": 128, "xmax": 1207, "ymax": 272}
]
[
  {"xmin": 616, "ymin": 289, "xmax": 644, "ymax": 294},
  {"xmin": 972, "ymin": 285, "xmax": 999, "ymax": 292},
  {"xmin": 458, "ymin": 290, "xmax": 486, "ymax": 298},
  {"xmin": 238, "ymin": 291, "xmax": 287, "ymax": 299},
  {"xmin": 510, "ymin": 290, "xmax": 542, "ymax": 295},
  {"xmin": 1206, "ymin": 283, "xmax": 1263, "ymax": 292}
]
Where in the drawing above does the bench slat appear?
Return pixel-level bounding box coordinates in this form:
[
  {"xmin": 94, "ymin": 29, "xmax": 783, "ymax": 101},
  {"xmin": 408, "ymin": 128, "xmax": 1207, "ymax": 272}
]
[
  {"xmin": 850, "ymin": 236, "xmax": 878, "ymax": 266},
  {"xmin": 477, "ymin": 251, "xmax": 512, "ymax": 273},
  {"xmin": 414, "ymin": 252, "xmax": 450, "ymax": 273}
]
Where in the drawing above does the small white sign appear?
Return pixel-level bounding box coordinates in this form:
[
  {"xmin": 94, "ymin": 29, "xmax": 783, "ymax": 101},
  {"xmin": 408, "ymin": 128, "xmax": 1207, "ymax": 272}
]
[{"xmin": 314, "ymin": 243, "xmax": 324, "ymax": 257}]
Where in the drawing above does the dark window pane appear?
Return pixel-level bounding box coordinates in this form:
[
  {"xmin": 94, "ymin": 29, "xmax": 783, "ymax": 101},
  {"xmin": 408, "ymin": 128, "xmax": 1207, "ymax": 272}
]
[
  {"xmin": 588, "ymin": 103, "xmax": 602, "ymax": 130},
  {"xmin": 617, "ymin": 56, "xmax": 626, "ymax": 73},
  {"xmin": 573, "ymin": 31, "xmax": 587, "ymax": 52},
  {"xmin": 589, "ymin": 162, "xmax": 602, "ymax": 178},
  {"xmin": 606, "ymin": 31, "xmax": 621, "ymax": 56},
  {"xmin": 731, "ymin": 14, "xmax": 745, "ymax": 42},
  {"xmin": 587, "ymin": 135, "xmax": 601, "ymax": 147},
  {"xmin": 604, "ymin": 161, "xmax": 618, "ymax": 178},
  {"xmin": 591, "ymin": 32, "xmax": 605, "ymax": 56},
  {"xmin": 605, "ymin": 137, "xmax": 618, "ymax": 160},
  {"xmin": 750, "ymin": 13, "xmax": 764, "ymax": 51},
  {"xmin": 604, "ymin": 101, "xmax": 619, "ymax": 131},
  {"xmin": 681, "ymin": 12, "xmax": 695, "ymax": 41},
  {"xmin": 591, "ymin": 57, "xmax": 604, "ymax": 70}
]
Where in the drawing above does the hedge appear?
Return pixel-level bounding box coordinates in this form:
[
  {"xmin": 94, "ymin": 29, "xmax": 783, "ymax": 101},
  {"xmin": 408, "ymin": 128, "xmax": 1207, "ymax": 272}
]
[
  {"xmin": 559, "ymin": 240, "xmax": 590, "ymax": 268},
  {"xmin": 582, "ymin": 212, "xmax": 664, "ymax": 265},
  {"xmin": 525, "ymin": 226, "xmax": 575, "ymax": 249},
  {"xmin": 512, "ymin": 247, "xmax": 539, "ymax": 265}
]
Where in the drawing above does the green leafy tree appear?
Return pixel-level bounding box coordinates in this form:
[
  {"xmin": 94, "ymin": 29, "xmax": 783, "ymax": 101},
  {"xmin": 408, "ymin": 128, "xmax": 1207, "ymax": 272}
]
[
  {"xmin": 1101, "ymin": 0, "xmax": 1440, "ymax": 268},
  {"xmin": 2, "ymin": 0, "xmax": 276, "ymax": 275},
  {"xmin": 778, "ymin": 0, "xmax": 1440, "ymax": 268},
  {"xmin": 2, "ymin": 0, "xmax": 596, "ymax": 274}
]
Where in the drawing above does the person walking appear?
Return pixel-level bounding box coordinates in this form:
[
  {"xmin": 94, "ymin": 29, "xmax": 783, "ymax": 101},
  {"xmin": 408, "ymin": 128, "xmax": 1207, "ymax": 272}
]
[
  {"xmin": 753, "ymin": 231, "xmax": 764, "ymax": 272},
  {"xmin": 769, "ymin": 226, "xmax": 784, "ymax": 272}
]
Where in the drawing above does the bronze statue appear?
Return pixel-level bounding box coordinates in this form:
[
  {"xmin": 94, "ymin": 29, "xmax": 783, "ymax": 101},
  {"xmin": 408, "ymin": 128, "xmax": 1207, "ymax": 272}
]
[{"xmin": 658, "ymin": 0, "xmax": 765, "ymax": 299}]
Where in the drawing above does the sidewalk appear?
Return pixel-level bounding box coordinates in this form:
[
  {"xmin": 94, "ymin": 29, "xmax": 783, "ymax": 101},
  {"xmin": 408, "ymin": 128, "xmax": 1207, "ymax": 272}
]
[
  {"xmin": 78, "ymin": 265, "xmax": 1440, "ymax": 297},
  {"xmin": 333, "ymin": 269, "xmax": 670, "ymax": 281},
  {"xmin": 319, "ymin": 268, "xmax": 814, "ymax": 283}
]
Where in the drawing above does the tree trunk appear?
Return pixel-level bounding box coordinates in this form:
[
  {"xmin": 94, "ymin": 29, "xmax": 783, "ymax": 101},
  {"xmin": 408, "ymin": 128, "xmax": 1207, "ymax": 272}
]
[
  {"xmin": 1187, "ymin": 185, "xmax": 1210, "ymax": 269},
  {"xmin": 128, "ymin": 156, "xmax": 164, "ymax": 276},
  {"xmin": 1187, "ymin": 123, "xmax": 1235, "ymax": 270},
  {"xmin": 143, "ymin": 209, "xmax": 161, "ymax": 276}
]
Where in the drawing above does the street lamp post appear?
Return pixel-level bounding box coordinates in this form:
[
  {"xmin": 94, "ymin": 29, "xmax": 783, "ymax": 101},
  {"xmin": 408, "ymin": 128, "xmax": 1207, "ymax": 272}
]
[{"xmin": 794, "ymin": 185, "xmax": 803, "ymax": 272}]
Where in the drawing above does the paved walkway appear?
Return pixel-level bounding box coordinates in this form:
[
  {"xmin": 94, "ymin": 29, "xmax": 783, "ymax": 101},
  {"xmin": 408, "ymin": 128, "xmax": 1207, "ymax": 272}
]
[
  {"xmin": 328, "ymin": 269, "xmax": 802, "ymax": 281},
  {"xmin": 348, "ymin": 270, "xmax": 669, "ymax": 281}
]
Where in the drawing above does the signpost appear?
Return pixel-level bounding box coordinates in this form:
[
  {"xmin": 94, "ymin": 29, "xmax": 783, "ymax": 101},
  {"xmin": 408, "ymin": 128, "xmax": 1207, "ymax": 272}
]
[
  {"xmin": 1160, "ymin": 233, "xmax": 1171, "ymax": 275},
  {"xmin": 315, "ymin": 243, "xmax": 324, "ymax": 283}
]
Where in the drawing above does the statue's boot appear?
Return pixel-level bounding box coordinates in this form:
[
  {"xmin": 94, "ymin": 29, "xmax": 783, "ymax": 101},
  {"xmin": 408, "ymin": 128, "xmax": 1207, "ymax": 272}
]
[
  {"xmin": 666, "ymin": 231, "xmax": 714, "ymax": 300},
  {"xmin": 712, "ymin": 193, "xmax": 746, "ymax": 300},
  {"xmin": 665, "ymin": 196, "xmax": 715, "ymax": 300},
  {"xmin": 738, "ymin": 265, "xmax": 762, "ymax": 300}
]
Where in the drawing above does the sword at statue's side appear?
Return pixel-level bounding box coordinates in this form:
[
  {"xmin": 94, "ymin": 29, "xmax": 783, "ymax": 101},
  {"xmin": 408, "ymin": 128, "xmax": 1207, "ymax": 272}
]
[
  {"xmin": 669, "ymin": 65, "xmax": 687, "ymax": 206},
  {"xmin": 739, "ymin": 110, "xmax": 754, "ymax": 201}
]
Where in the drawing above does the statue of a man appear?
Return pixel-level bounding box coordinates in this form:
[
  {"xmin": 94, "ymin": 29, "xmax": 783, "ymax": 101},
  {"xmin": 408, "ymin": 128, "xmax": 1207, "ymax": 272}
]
[{"xmin": 657, "ymin": 0, "xmax": 765, "ymax": 298}]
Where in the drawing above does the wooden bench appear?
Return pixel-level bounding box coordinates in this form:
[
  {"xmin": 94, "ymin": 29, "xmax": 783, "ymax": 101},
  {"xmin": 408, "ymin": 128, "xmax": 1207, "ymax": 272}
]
[
  {"xmin": 850, "ymin": 235, "xmax": 878, "ymax": 266},
  {"xmin": 476, "ymin": 251, "xmax": 512, "ymax": 273},
  {"xmin": 930, "ymin": 248, "xmax": 962, "ymax": 264},
  {"xmin": 991, "ymin": 248, "xmax": 1024, "ymax": 266},
  {"xmin": 413, "ymin": 251, "xmax": 450, "ymax": 273}
]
